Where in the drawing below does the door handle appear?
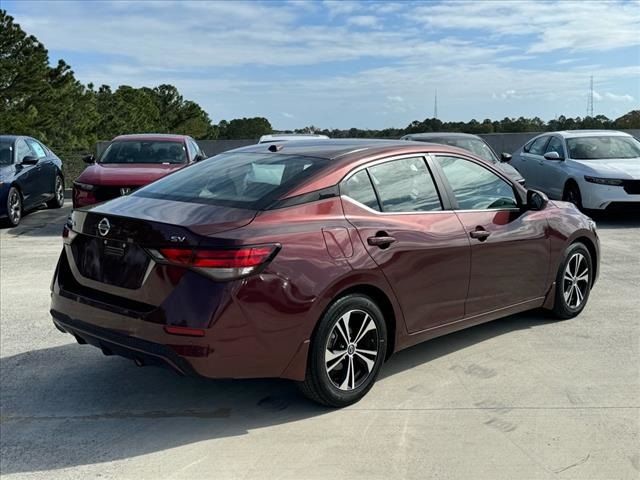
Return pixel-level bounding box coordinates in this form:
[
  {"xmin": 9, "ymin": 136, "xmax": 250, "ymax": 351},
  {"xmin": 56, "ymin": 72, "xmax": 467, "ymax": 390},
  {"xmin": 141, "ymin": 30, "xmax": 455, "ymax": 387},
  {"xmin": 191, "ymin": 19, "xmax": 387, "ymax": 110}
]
[
  {"xmin": 367, "ymin": 235, "xmax": 396, "ymax": 248},
  {"xmin": 469, "ymin": 228, "xmax": 491, "ymax": 241}
]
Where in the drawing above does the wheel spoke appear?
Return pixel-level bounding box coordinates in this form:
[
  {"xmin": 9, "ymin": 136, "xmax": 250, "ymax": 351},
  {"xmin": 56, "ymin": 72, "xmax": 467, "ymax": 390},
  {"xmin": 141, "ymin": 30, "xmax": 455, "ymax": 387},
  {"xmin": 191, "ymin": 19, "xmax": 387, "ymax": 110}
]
[
  {"xmin": 355, "ymin": 352, "xmax": 375, "ymax": 373},
  {"xmin": 326, "ymin": 351, "xmax": 347, "ymax": 373},
  {"xmin": 353, "ymin": 315, "xmax": 375, "ymax": 345},
  {"xmin": 574, "ymin": 255, "xmax": 583, "ymax": 276},
  {"xmin": 325, "ymin": 349, "xmax": 347, "ymax": 363},
  {"xmin": 575, "ymin": 285, "xmax": 584, "ymax": 305},
  {"xmin": 576, "ymin": 270, "xmax": 589, "ymax": 283},
  {"xmin": 340, "ymin": 356, "xmax": 353, "ymax": 390},
  {"xmin": 335, "ymin": 315, "xmax": 351, "ymax": 344},
  {"xmin": 564, "ymin": 271, "xmax": 574, "ymax": 282}
]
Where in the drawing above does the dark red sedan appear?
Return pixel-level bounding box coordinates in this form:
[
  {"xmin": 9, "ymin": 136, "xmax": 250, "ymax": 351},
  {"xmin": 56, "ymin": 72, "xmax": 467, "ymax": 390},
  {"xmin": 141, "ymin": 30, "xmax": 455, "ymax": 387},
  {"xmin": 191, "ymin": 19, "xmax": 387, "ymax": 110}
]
[
  {"xmin": 51, "ymin": 140, "xmax": 599, "ymax": 407},
  {"xmin": 73, "ymin": 134, "xmax": 206, "ymax": 208}
]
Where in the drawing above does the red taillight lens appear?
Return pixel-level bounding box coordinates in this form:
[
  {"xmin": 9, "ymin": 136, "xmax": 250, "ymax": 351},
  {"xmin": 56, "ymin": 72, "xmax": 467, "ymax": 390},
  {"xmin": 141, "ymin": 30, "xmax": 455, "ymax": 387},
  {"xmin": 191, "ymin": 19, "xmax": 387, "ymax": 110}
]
[
  {"xmin": 152, "ymin": 245, "xmax": 279, "ymax": 280},
  {"xmin": 164, "ymin": 325, "xmax": 205, "ymax": 337},
  {"xmin": 191, "ymin": 246, "xmax": 275, "ymax": 268}
]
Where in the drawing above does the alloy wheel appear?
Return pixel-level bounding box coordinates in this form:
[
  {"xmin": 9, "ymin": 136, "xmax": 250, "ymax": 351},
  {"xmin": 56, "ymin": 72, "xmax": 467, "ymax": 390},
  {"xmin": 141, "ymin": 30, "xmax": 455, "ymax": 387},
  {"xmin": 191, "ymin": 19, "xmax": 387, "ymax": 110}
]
[
  {"xmin": 8, "ymin": 189, "xmax": 21, "ymax": 225},
  {"xmin": 55, "ymin": 177, "xmax": 64, "ymax": 204},
  {"xmin": 562, "ymin": 252, "xmax": 589, "ymax": 309},
  {"xmin": 325, "ymin": 309, "xmax": 378, "ymax": 391}
]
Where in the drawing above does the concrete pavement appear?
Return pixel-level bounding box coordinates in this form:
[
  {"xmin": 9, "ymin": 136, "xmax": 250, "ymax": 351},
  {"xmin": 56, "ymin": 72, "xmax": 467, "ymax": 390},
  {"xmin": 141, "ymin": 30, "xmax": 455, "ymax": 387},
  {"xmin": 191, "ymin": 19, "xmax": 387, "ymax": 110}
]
[{"xmin": 1, "ymin": 206, "xmax": 639, "ymax": 479}]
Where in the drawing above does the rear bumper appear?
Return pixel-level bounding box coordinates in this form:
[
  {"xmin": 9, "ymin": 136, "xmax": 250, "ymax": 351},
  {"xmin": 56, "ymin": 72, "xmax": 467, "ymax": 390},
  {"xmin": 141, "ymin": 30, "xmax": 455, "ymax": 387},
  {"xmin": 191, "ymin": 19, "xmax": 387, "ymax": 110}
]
[{"xmin": 51, "ymin": 310, "xmax": 198, "ymax": 376}]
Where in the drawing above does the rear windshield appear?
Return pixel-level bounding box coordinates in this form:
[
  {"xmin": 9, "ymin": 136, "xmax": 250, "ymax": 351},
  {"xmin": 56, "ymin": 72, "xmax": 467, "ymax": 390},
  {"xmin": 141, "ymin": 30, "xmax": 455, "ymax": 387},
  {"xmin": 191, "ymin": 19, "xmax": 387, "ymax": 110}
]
[
  {"xmin": 0, "ymin": 140, "xmax": 13, "ymax": 165},
  {"xmin": 100, "ymin": 141, "xmax": 187, "ymax": 164},
  {"xmin": 567, "ymin": 136, "xmax": 640, "ymax": 160},
  {"xmin": 134, "ymin": 152, "xmax": 328, "ymax": 209}
]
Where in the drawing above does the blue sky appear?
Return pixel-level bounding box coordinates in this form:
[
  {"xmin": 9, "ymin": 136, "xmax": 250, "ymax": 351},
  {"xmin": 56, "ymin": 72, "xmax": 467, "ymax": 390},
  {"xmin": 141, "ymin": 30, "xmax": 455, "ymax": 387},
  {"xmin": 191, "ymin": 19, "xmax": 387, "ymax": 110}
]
[{"xmin": 4, "ymin": 0, "xmax": 640, "ymax": 129}]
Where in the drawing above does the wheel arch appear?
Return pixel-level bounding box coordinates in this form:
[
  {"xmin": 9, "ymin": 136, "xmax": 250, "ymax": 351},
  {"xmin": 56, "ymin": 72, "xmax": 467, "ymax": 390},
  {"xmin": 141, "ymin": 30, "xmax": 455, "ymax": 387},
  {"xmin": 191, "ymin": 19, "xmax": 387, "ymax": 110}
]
[{"xmin": 313, "ymin": 283, "xmax": 399, "ymax": 361}]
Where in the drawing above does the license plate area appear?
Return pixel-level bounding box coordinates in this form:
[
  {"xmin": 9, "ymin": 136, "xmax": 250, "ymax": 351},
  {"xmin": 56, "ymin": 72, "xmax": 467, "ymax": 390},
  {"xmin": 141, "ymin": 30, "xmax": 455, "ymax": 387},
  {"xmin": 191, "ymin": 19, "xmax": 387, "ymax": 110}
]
[{"xmin": 71, "ymin": 235, "xmax": 151, "ymax": 289}]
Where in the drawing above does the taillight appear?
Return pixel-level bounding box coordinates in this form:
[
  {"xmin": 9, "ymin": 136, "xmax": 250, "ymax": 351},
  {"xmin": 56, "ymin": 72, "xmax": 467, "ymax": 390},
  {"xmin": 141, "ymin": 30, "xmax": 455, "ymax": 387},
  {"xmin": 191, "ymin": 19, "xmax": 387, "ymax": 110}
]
[{"xmin": 149, "ymin": 245, "xmax": 279, "ymax": 280}]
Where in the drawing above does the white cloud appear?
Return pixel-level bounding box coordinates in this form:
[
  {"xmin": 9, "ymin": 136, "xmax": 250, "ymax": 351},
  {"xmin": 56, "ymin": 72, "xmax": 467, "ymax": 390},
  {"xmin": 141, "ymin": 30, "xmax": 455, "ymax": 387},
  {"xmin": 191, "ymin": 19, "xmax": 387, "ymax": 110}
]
[
  {"xmin": 347, "ymin": 15, "xmax": 380, "ymax": 28},
  {"xmin": 604, "ymin": 92, "xmax": 635, "ymax": 102},
  {"xmin": 281, "ymin": 112, "xmax": 295, "ymax": 118}
]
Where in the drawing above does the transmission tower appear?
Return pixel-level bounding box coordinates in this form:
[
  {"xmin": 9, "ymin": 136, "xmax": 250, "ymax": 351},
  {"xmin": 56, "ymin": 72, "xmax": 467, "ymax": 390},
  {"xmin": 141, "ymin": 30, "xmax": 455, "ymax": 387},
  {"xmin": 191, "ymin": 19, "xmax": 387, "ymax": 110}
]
[
  {"xmin": 587, "ymin": 75, "xmax": 594, "ymax": 117},
  {"xmin": 434, "ymin": 89, "xmax": 438, "ymax": 119}
]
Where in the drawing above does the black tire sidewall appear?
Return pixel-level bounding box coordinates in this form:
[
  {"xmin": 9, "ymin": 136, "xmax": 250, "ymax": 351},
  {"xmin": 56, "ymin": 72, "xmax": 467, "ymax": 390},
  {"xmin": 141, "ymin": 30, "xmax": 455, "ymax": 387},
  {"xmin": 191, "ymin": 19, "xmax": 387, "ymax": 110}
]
[
  {"xmin": 6, "ymin": 187, "xmax": 22, "ymax": 227},
  {"xmin": 554, "ymin": 243, "xmax": 593, "ymax": 318},
  {"xmin": 48, "ymin": 175, "xmax": 64, "ymax": 208},
  {"xmin": 309, "ymin": 294, "xmax": 387, "ymax": 407},
  {"xmin": 564, "ymin": 184, "xmax": 583, "ymax": 211}
]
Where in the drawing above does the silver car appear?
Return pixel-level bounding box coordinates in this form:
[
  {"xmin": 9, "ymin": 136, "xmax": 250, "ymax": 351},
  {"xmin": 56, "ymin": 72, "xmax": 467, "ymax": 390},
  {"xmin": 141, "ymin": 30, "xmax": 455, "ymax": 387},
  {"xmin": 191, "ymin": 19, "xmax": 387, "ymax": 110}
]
[
  {"xmin": 510, "ymin": 130, "xmax": 640, "ymax": 211},
  {"xmin": 401, "ymin": 132, "xmax": 526, "ymax": 186}
]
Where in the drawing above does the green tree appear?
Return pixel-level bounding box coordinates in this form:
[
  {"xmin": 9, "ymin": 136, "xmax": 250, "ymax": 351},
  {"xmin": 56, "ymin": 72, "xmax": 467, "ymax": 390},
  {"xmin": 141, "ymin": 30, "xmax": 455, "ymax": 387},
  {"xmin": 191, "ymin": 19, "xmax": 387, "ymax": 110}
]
[{"xmin": 218, "ymin": 117, "xmax": 272, "ymax": 139}]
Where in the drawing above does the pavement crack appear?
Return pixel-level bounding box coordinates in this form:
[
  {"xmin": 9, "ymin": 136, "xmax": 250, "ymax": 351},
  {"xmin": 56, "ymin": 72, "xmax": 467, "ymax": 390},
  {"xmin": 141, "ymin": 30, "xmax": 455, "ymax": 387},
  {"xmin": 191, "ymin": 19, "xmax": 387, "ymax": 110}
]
[{"xmin": 554, "ymin": 453, "xmax": 590, "ymax": 473}]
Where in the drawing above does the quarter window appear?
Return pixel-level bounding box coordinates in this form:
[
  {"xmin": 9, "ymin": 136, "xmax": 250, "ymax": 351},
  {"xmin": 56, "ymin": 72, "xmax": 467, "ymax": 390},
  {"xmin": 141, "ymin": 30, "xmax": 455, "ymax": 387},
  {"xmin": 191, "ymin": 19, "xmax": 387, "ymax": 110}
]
[
  {"xmin": 545, "ymin": 137, "xmax": 565, "ymax": 158},
  {"xmin": 436, "ymin": 156, "xmax": 518, "ymax": 210},
  {"xmin": 367, "ymin": 157, "xmax": 442, "ymax": 212},
  {"xmin": 341, "ymin": 170, "xmax": 380, "ymax": 211}
]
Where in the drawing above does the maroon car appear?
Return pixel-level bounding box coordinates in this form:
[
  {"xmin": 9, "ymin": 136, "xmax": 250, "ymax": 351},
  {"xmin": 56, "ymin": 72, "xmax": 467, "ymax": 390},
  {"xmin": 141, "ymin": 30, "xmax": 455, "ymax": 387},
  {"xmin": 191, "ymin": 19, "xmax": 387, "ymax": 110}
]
[
  {"xmin": 51, "ymin": 140, "xmax": 599, "ymax": 407},
  {"xmin": 73, "ymin": 134, "xmax": 206, "ymax": 208}
]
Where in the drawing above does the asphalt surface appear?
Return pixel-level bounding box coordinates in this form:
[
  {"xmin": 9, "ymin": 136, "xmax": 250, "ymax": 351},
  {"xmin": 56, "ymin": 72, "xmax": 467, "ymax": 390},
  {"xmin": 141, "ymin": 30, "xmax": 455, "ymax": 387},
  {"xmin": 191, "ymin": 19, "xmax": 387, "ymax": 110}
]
[{"xmin": 1, "ymin": 205, "xmax": 639, "ymax": 480}]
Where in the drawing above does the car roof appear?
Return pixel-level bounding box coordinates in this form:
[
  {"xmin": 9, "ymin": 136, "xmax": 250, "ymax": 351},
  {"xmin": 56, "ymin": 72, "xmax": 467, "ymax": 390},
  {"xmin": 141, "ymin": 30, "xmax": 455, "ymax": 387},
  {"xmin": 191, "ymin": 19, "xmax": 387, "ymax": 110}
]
[
  {"xmin": 0, "ymin": 135, "xmax": 22, "ymax": 142},
  {"xmin": 402, "ymin": 132, "xmax": 481, "ymax": 140},
  {"xmin": 550, "ymin": 130, "xmax": 631, "ymax": 139},
  {"xmin": 112, "ymin": 133, "xmax": 190, "ymax": 142},
  {"xmin": 227, "ymin": 138, "xmax": 473, "ymax": 161},
  {"xmin": 259, "ymin": 134, "xmax": 330, "ymax": 142}
]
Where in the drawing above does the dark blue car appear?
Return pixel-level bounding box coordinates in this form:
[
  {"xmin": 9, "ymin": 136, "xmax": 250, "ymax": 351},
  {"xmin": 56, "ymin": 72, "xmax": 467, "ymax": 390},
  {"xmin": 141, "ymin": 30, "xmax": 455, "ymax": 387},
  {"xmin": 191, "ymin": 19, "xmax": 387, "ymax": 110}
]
[{"xmin": 0, "ymin": 135, "xmax": 65, "ymax": 227}]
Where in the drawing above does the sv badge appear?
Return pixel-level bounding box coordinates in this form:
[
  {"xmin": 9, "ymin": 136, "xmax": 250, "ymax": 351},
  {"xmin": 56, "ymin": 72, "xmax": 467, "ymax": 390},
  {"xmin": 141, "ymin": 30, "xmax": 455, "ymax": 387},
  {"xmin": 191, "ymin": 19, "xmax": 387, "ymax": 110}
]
[{"xmin": 170, "ymin": 235, "xmax": 186, "ymax": 243}]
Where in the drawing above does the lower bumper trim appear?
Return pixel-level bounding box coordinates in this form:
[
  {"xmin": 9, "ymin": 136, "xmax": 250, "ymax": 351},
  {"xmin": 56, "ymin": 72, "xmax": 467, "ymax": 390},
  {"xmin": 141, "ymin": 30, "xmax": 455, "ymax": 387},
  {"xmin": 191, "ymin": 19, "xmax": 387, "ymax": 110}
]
[{"xmin": 50, "ymin": 310, "xmax": 199, "ymax": 377}]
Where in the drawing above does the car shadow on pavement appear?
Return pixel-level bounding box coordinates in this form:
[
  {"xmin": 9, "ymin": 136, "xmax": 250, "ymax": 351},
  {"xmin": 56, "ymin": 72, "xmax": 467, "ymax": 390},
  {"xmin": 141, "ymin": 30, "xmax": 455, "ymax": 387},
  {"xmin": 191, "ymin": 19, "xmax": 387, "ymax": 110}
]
[
  {"xmin": 587, "ymin": 211, "xmax": 640, "ymax": 229},
  {"xmin": 0, "ymin": 310, "xmax": 551, "ymax": 475},
  {"xmin": 0, "ymin": 205, "xmax": 70, "ymax": 237}
]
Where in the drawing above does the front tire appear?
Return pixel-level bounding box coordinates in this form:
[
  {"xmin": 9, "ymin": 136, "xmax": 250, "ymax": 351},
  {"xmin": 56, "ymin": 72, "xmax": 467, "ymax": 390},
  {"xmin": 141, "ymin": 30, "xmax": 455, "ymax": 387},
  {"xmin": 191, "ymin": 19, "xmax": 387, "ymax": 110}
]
[
  {"xmin": 298, "ymin": 294, "xmax": 387, "ymax": 407},
  {"xmin": 551, "ymin": 243, "xmax": 593, "ymax": 319},
  {"xmin": 3, "ymin": 187, "xmax": 22, "ymax": 227},
  {"xmin": 563, "ymin": 183, "xmax": 583, "ymax": 211},
  {"xmin": 46, "ymin": 175, "xmax": 65, "ymax": 209}
]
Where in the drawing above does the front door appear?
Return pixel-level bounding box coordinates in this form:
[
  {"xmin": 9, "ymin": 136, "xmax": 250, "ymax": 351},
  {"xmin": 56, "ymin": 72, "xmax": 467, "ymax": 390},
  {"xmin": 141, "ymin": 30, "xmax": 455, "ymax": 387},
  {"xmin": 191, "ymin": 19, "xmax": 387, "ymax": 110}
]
[
  {"xmin": 434, "ymin": 155, "xmax": 550, "ymax": 316},
  {"xmin": 341, "ymin": 156, "xmax": 470, "ymax": 333}
]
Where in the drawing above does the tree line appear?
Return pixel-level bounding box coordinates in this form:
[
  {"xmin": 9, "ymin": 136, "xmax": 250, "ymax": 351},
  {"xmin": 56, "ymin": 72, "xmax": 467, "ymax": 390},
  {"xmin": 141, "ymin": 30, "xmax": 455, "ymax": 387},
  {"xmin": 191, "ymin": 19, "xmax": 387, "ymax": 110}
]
[{"xmin": 1, "ymin": 9, "xmax": 638, "ymax": 151}]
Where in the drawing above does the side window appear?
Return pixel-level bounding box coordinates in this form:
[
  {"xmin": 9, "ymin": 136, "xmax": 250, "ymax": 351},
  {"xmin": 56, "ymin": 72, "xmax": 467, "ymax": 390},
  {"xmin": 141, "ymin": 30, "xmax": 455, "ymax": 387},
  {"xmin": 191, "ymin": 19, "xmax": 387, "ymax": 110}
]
[
  {"xmin": 341, "ymin": 170, "xmax": 380, "ymax": 211},
  {"xmin": 15, "ymin": 139, "xmax": 33, "ymax": 163},
  {"xmin": 528, "ymin": 136, "xmax": 550, "ymax": 155},
  {"xmin": 436, "ymin": 156, "xmax": 518, "ymax": 210},
  {"xmin": 545, "ymin": 137, "xmax": 565, "ymax": 158},
  {"xmin": 25, "ymin": 139, "xmax": 47, "ymax": 158},
  {"xmin": 367, "ymin": 157, "xmax": 442, "ymax": 212}
]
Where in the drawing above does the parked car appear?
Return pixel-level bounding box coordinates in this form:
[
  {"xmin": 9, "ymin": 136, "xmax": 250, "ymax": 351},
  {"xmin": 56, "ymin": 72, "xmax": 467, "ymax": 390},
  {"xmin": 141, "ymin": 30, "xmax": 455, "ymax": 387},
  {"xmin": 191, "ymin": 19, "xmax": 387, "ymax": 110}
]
[
  {"xmin": 0, "ymin": 135, "xmax": 65, "ymax": 227},
  {"xmin": 259, "ymin": 133, "xmax": 329, "ymax": 143},
  {"xmin": 51, "ymin": 139, "xmax": 599, "ymax": 407},
  {"xmin": 510, "ymin": 130, "xmax": 640, "ymax": 212},
  {"xmin": 73, "ymin": 134, "xmax": 206, "ymax": 208},
  {"xmin": 401, "ymin": 132, "xmax": 525, "ymax": 185}
]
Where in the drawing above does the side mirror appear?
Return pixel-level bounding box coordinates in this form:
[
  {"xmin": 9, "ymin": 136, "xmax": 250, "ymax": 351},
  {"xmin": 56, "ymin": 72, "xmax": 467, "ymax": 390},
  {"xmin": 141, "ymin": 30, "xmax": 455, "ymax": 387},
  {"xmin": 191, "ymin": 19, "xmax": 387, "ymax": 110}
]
[
  {"xmin": 526, "ymin": 189, "xmax": 548, "ymax": 211},
  {"xmin": 543, "ymin": 151, "xmax": 563, "ymax": 161},
  {"xmin": 194, "ymin": 154, "xmax": 205, "ymax": 162},
  {"xmin": 500, "ymin": 153, "xmax": 512, "ymax": 163},
  {"xmin": 21, "ymin": 155, "xmax": 39, "ymax": 165},
  {"xmin": 82, "ymin": 154, "xmax": 95, "ymax": 164}
]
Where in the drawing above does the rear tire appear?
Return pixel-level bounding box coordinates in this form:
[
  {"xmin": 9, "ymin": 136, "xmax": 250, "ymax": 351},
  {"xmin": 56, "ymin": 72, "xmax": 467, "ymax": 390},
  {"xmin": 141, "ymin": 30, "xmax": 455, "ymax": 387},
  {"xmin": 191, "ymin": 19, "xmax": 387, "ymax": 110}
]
[
  {"xmin": 298, "ymin": 294, "xmax": 387, "ymax": 407},
  {"xmin": 551, "ymin": 243, "xmax": 593, "ymax": 319},
  {"xmin": 46, "ymin": 175, "xmax": 65, "ymax": 209},
  {"xmin": 563, "ymin": 182, "xmax": 583, "ymax": 211}
]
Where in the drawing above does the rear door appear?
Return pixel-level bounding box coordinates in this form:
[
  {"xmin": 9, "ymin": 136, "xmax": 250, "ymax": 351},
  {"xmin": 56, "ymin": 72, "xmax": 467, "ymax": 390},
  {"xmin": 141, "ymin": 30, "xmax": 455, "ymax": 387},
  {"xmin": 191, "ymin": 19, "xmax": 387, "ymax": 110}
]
[
  {"xmin": 433, "ymin": 155, "xmax": 550, "ymax": 316},
  {"xmin": 25, "ymin": 138, "xmax": 55, "ymax": 202},
  {"xmin": 341, "ymin": 155, "xmax": 470, "ymax": 333}
]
